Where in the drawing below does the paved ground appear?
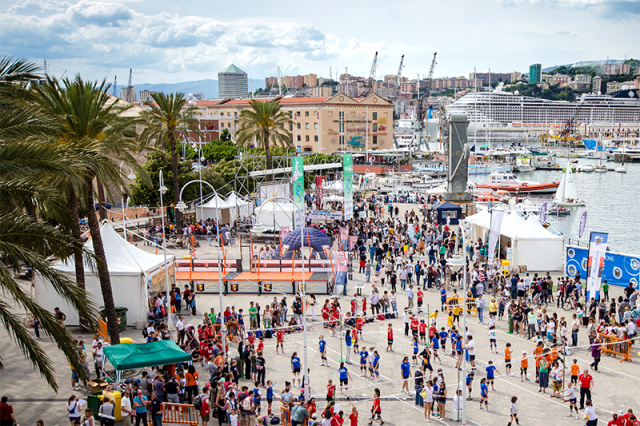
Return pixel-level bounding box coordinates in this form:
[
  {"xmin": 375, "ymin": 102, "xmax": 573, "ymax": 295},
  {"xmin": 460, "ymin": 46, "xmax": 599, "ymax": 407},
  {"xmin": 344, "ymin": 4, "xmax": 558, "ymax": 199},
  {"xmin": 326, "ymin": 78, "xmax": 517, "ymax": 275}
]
[{"xmin": 1, "ymin": 203, "xmax": 638, "ymax": 425}]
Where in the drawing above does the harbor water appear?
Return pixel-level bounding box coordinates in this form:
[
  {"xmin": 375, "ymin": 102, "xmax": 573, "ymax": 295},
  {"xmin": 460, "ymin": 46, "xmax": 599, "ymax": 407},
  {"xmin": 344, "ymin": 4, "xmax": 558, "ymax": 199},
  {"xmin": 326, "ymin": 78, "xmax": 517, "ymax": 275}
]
[{"xmin": 471, "ymin": 158, "xmax": 640, "ymax": 255}]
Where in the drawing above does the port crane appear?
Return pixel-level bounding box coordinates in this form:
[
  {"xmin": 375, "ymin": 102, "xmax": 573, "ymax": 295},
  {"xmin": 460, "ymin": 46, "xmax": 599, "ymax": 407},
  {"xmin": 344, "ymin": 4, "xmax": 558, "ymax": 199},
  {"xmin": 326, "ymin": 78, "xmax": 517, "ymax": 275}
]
[
  {"xmin": 409, "ymin": 52, "xmax": 437, "ymax": 153},
  {"xmin": 361, "ymin": 51, "xmax": 378, "ymax": 97}
]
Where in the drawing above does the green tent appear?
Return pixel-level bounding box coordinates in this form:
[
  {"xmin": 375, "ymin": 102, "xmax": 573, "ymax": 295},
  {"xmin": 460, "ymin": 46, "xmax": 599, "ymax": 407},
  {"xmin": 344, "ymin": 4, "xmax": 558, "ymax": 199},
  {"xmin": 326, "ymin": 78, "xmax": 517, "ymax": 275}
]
[{"xmin": 104, "ymin": 341, "xmax": 191, "ymax": 379}]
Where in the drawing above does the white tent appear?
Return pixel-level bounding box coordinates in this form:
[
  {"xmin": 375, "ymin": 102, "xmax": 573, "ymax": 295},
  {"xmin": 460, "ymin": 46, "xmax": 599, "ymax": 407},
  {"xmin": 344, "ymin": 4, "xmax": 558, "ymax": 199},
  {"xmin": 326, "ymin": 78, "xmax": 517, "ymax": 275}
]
[
  {"xmin": 512, "ymin": 216, "xmax": 564, "ymax": 271},
  {"xmin": 255, "ymin": 200, "xmax": 296, "ymax": 230},
  {"xmin": 34, "ymin": 221, "xmax": 174, "ymax": 326},
  {"xmin": 196, "ymin": 194, "xmax": 232, "ymax": 224},
  {"xmin": 466, "ymin": 209, "xmax": 491, "ymax": 241},
  {"xmin": 226, "ymin": 191, "xmax": 253, "ymax": 221}
]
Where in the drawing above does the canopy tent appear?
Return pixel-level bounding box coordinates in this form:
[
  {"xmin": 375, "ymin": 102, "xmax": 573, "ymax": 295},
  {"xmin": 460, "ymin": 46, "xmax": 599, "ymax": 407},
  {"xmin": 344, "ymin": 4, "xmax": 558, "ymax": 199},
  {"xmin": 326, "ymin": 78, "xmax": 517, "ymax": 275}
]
[
  {"xmin": 104, "ymin": 340, "xmax": 191, "ymax": 380},
  {"xmin": 466, "ymin": 209, "xmax": 491, "ymax": 241},
  {"xmin": 34, "ymin": 221, "xmax": 174, "ymax": 326},
  {"xmin": 434, "ymin": 202, "xmax": 463, "ymax": 225},
  {"xmin": 196, "ymin": 194, "xmax": 232, "ymax": 224},
  {"xmin": 226, "ymin": 191, "xmax": 253, "ymax": 221},
  {"xmin": 254, "ymin": 200, "xmax": 296, "ymax": 230},
  {"xmin": 322, "ymin": 180, "xmax": 360, "ymax": 193}
]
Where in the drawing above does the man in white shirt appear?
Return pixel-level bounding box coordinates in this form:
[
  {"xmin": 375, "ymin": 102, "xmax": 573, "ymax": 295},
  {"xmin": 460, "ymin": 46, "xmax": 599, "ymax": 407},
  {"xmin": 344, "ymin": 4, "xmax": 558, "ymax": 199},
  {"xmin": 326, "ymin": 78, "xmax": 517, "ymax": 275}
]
[
  {"xmin": 176, "ymin": 315, "xmax": 185, "ymax": 346},
  {"xmin": 93, "ymin": 342, "xmax": 104, "ymax": 378},
  {"xmin": 465, "ymin": 335, "xmax": 476, "ymax": 369},
  {"xmin": 406, "ymin": 286, "xmax": 414, "ymax": 312},
  {"xmin": 121, "ymin": 388, "xmax": 133, "ymax": 426}
]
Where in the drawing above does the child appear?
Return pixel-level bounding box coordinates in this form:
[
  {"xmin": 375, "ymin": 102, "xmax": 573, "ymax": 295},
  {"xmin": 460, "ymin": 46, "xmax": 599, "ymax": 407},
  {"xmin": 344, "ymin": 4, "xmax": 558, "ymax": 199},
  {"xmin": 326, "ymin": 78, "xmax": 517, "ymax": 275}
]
[
  {"xmin": 253, "ymin": 381, "xmax": 263, "ymax": 414},
  {"xmin": 348, "ymin": 403, "xmax": 358, "ymax": 426},
  {"xmin": 356, "ymin": 316, "xmax": 364, "ymax": 340},
  {"xmin": 449, "ymin": 328, "xmax": 458, "ymax": 357},
  {"xmin": 439, "ymin": 328, "xmax": 448, "ymax": 352},
  {"xmin": 362, "ymin": 297, "xmax": 367, "ymax": 316},
  {"xmin": 326, "ymin": 379, "xmax": 336, "ymax": 401},
  {"xmin": 419, "ymin": 319, "xmax": 427, "ymax": 345},
  {"xmin": 359, "ymin": 347, "xmax": 369, "ymax": 377},
  {"xmin": 352, "ymin": 330, "xmax": 359, "ymax": 354},
  {"xmin": 447, "ymin": 311, "xmax": 454, "ymax": 329},
  {"xmin": 319, "ymin": 336, "xmax": 328, "ymax": 366},
  {"xmin": 386, "ymin": 324, "xmax": 394, "ymax": 352},
  {"xmin": 291, "ymin": 352, "xmax": 302, "ymax": 387},
  {"xmin": 367, "ymin": 388, "xmax": 383, "ymax": 425},
  {"xmin": 562, "ymin": 383, "xmax": 579, "ymax": 420},
  {"xmin": 488, "ymin": 326, "xmax": 497, "ymax": 354},
  {"xmin": 507, "ymin": 396, "xmax": 519, "ymax": 426},
  {"xmin": 453, "ymin": 304, "xmax": 462, "ymax": 326},
  {"xmin": 504, "ymin": 343, "xmax": 513, "ymax": 376},
  {"xmin": 368, "ymin": 347, "xmax": 376, "ymax": 380},
  {"xmin": 485, "ymin": 361, "xmax": 500, "ymax": 391},
  {"xmin": 440, "ymin": 288, "xmax": 447, "ymax": 311},
  {"xmin": 229, "ymin": 409, "xmax": 239, "ymax": 426},
  {"xmin": 417, "ymin": 288, "xmax": 424, "ymax": 313},
  {"xmin": 276, "ymin": 328, "xmax": 285, "ymax": 354},
  {"xmin": 266, "ymin": 380, "xmax": 275, "ymax": 415},
  {"xmin": 372, "ymin": 350, "xmax": 380, "ymax": 381},
  {"xmin": 498, "ymin": 298, "xmax": 505, "ymax": 320},
  {"xmin": 465, "ymin": 372, "xmax": 474, "ymax": 400},
  {"xmin": 403, "ymin": 309, "xmax": 410, "ymax": 336},
  {"xmin": 338, "ymin": 361, "xmax": 351, "ymax": 398},
  {"xmin": 520, "ymin": 351, "xmax": 529, "ymax": 382},
  {"xmin": 479, "ymin": 378, "xmax": 489, "ymax": 412},
  {"xmin": 570, "ymin": 359, "xmax": 580, "ymax": 385},
  {"xmin": 431, "ymin": 334, "xmax": 442, "ymax": 364},
  {"xmin": 411, "ymin": 336, "xmax": 419, "ymax": 365}
]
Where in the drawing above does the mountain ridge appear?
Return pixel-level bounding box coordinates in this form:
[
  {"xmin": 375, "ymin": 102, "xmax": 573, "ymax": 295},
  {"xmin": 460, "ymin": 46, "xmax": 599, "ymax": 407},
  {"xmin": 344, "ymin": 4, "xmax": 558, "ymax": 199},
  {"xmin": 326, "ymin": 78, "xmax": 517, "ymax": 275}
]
[{"xmin": 132, "ymin": 78, "xmax": 265, "ymax": 100}]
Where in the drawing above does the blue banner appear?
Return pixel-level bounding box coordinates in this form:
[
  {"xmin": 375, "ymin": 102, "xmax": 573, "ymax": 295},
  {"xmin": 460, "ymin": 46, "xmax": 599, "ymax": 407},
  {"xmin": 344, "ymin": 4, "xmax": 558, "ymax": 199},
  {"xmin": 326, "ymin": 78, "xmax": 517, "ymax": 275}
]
[
  {"xmin": 566, "ymin": 245, "xmax": 640, "ymax": 288},
  {"xmin": 586, "ymin": 232, "xmax": 608, "ymax": 301}
]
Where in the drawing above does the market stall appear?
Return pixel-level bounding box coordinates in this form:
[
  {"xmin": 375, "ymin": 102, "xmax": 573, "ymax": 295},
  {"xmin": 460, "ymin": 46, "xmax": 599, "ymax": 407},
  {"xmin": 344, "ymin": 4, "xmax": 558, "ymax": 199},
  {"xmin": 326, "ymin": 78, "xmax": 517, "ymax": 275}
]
[{"xmin": 103, "ymin": 340, "xmax": 192, "ymax": 381}]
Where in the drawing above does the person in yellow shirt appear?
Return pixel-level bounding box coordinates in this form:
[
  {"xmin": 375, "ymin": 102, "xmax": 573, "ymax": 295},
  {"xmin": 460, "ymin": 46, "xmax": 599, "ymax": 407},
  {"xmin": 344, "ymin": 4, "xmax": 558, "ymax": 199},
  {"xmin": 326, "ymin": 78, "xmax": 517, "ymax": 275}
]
[
  {"xmin": 489, "ymin": 299, "xmax": 498, "ymax": 317},
  {"xmin": 453, "ymin": 305, "xmax": 462, "ymax": 326},
  {"xmin": 447, "ymin": 311, "xmax": 454, "ymax": 328}
]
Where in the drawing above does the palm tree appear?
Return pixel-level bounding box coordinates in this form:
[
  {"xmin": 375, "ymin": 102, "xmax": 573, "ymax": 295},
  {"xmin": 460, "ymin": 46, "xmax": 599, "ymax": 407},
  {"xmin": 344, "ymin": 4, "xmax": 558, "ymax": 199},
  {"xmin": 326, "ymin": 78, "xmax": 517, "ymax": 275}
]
[
  {"xmin": 0, "ymin": 56, "xmax": 97, "ymax": 390},
  {"xmin": 140, "ymin": 92, "xmax": 199, "ymax": 234},
  {"xmin": 235, "ymin": 99, "xmax": 292, "ymax": 171},
  {"xmin": 34, "ymin": 75, "xmax": 142, "ymax": 344}
]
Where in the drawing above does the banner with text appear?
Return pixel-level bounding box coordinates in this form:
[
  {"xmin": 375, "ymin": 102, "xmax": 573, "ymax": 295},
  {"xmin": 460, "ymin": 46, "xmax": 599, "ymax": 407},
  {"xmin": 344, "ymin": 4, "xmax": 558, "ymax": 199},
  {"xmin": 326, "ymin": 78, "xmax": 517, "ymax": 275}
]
[
  {"xmin": 566, "ymin": 245, "xmax": 640, "ymax": 288},
  {"xmin": 339, "ymin": 227, "xmax": 349, "ymax": 251},
  {"xmin": 316, "ymin": 176, "xmax": 324, "ymax": 210},
  {"xmin": 488, "ymin": 209, "xmax": 504, "ymax": 262},
  {"xmin": 343, "ymin": 153, "xmax": 353, "ymax": 220},
  {"xmin": 292, "ymin": 157, "xmax": 304, "ymax": 229},
  {"xmin": 586, "ymin": 232, "xmax": 608, "ymax": 301}
]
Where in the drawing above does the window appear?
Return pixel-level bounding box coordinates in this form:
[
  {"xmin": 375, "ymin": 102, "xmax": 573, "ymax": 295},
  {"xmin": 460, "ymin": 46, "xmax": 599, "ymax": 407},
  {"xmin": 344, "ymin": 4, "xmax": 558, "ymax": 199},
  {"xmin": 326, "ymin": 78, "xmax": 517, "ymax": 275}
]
[
  {"xmin": 227, "ymin": 112, "xmax": 231, "ymax": 116},
  {"xmin": 304, "ymin": 147, "xmax": 312, "ymax": 152},
  {"xmin": 373, "ymin": 135, "xmax": 378, "ymax": 145},
  {"xmin": 305, "ymin": 135, "xmax": 310, "ymax": 142},
  {"xmin": 373, "ymin": 124, "xmax": 378, "ymax": 132},
  {"xmin": 314, "ymin": 135, "xmax": 318, "ymax": 142},
  {"xmin": 314, "ymin": 123, "xmax": 318, "ymax": 129},
  {"xmin": 305, "ymin": 123, "xmax": 309, "ymax": 129},
  {"xmin": 297, "ymin": 123, "xmax": 301, "ymax": 129},
  {"xmin": 339, "ymin": 135, "xmax": 344, "ymax": 147},
  {"xmin": 297, "ymin": 135, "xmax": 301, "ymax": 141},
  {"xmin": 339, "ymin": 111, "xmax": 344, "ymax": 119},
  {"xmin": 372, "ymin": 112, "xmax": 378, "ymax": 120},
  {"xmin": 296, "ymin": 111, "xmax": 301, "ymax": 117},
  {"xmin": 289, "ymin": 123, "xmax": 293, "ymax": 131},
  {"xmin": 305, "ymin": 111, "xmax": 309, "ymax": 117}
]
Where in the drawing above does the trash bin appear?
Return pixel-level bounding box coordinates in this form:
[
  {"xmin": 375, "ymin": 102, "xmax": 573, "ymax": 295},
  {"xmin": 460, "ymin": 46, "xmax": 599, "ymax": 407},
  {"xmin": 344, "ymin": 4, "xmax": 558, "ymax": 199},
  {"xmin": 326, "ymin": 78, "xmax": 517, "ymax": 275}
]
[
  {"xmin": 99, "ymin": 307, "xmax": 128, "ymax": 331},
  {"xmin": 98, "ymin": 391, "xmax": 123, "ymax": 422},
  {"xmin": 87, "ymin": 393, "xmax": 102, "ymax": 419}
]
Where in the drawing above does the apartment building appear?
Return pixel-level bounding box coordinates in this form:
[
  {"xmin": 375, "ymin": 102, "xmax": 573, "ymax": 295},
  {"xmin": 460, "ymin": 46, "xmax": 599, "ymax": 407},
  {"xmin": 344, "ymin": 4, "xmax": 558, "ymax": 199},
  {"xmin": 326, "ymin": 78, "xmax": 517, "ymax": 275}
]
[{"xmin": 193, "ymin": 94, "xmax": 394, "ymax": 153}]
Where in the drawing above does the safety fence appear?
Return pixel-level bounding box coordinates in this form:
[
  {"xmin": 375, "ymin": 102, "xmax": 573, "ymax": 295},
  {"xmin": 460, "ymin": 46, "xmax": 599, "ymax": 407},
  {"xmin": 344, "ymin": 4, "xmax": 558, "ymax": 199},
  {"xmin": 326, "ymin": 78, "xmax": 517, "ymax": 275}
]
[
  {"xmin": 598, "ymin": 333, "xmax": 633, "ymax": 363},
  {"xmin": 147, "ymin": 402, "xmax": 199, "ymax": 425}
]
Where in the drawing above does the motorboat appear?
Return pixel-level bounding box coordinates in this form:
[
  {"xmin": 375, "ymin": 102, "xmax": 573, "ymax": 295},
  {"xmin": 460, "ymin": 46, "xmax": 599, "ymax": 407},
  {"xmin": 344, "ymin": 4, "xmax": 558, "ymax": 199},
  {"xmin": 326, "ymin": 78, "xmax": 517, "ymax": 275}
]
[
  {"xmin": 515, "ymin": 157, "xmax": 535, "ymax": 172},
  {"xmin": 553, "ymin": 165, "xmax": 586, "ymax": 207},
  {"xmin": 576, "ymin": 164, "xmax": 594, "ymax": 173},
  {"xmin": 473, "ymin": 172, "xmax": 560, "ymax": 194},
  {"xmin": 615, "ymin": 163, "xmax": 627, "ymax": 173},
  {"xmin": 549, "ymin": 205, "xmax": 572, "ymax": 216}
]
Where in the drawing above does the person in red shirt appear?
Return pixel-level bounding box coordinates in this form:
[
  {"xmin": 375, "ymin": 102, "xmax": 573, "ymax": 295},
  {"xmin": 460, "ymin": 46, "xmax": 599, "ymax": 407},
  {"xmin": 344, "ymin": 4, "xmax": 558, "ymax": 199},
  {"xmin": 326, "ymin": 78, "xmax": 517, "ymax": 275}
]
[
  {"xmin": 348, "ymin": 404, "xmax": 358, "ymax": 426},
  {"xmin": 355, "ymin": 317, "xmax": 364, "ymax": 340},
  {"xmin": 351, "ymin": 297, "xmax": 358, "ymax": 316},
  {"xmin": 410, "ymin": 316, "xmax": 419, "ymax": 338},
  {"xmin": 418, "ymin": 320, "xmax": 427, "ymax": 344},
  {"xmin": 367, "ymin": 388, "xmax": 383, "ymax": 425},
  {"xmin": 386, "ymin": 324, "xmax": 394, "ymax": 352},
  {"xmin": 326, "ymin": 379, "xmax": 336, "ymax": 401},
  {"xmin": 578, "ymin": 369, "xmax": 593, "ymax": 410},
  {"xmin": 199, "ymin": 339, "xmax": 208, "ymax": 361},
  {"xmin": 276, "ymin": 329, "xmax": 285, "ymax": 354},
  {"xmin": 0, "ymin": 397, "xmax": 16, "ymax": 426},
  {"xmin": 257, "ymin": 337, "xmax": 264, "ymax": 354},
  {"xmin": 331, "ymin": 411, "xmax": 344, "ymax": 426},
  {"xmin": 247, "ymin": 332, "xmax": 256, "ymax": 348},
  {"xmin": 417, "ymin": 289, "xmax": 424, "ymax": 314},
  {"xmin": 205, "ymin": 342, "xmax": 214, "ymax": 362}
]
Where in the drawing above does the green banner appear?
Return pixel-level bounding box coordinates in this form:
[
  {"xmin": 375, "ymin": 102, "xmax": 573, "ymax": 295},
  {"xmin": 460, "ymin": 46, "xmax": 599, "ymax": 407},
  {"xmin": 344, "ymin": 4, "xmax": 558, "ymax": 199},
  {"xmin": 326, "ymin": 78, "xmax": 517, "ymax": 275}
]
[
  {"xmin": 292, "ymin": 156, "xmax": 305, "ymax": 229},
  {"xmin": 343, "ymin": 153, "xmax": 353, "ymax": 220}
]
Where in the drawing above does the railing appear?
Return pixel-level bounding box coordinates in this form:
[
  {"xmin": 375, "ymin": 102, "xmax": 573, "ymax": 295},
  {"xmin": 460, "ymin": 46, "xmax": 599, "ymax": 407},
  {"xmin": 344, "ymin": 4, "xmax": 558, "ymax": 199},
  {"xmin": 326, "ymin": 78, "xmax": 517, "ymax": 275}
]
[
  {"xmin": 598, "ymin": 333, "xmax": 633, "ymax": 363},
  {"xmin": 445, "ymin": 296, "xmax": 478, "ymax": 317},
  {"xmin": 147, "ymin": 403, "xmax": 199, "ymax": 425}
]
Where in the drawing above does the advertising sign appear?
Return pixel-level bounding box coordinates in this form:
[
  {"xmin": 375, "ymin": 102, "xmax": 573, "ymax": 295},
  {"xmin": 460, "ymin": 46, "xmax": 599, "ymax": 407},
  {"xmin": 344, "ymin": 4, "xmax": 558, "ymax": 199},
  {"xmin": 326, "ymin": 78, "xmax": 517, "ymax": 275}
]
[
  {"xmin": 316, "ymin": 176, "xmax": 324, "ymax": 210},
  {"xmin": 259, "ymin": 183, "xmax": 290, "ymax": 202},
  {"xmin": 566, "ymin": 245, "xmax": 639, "ymax": 287},
  {"xmin": 292, "ymin": 157, "xmax": 304, "ymax": 229},
  {"xmin": 339, "ymin": 227, "xmax": 349, "ymax": 251},
  {"xmin": 586, "ymin": 232, "xmax": 608, "ymax": 301},
  {"xmin": 343, "ymin": 153, "xmax": 353, "ymax": 220}
]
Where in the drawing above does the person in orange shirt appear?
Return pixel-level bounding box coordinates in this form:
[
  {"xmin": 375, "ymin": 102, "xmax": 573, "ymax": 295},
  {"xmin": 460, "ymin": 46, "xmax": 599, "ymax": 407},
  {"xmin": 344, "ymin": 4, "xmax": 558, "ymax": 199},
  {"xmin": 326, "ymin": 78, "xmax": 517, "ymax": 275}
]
[
  {"xmin": 520, "ymin": 351, "xmax": 529, "ymax": 382},
  {"xmin": 185, "ymin": 365, "xmax": 199, "ymax": 404},
  {"xmin": 533, "ymin": 342, "xmax": 544, "ymax": 383},
  {"xmin": 570, "ymin": 359, "xmax": 580, "ymax": 385},
  {"xmin": 504, "ymin": 343, "xmax": 513, "ymax": 376}
]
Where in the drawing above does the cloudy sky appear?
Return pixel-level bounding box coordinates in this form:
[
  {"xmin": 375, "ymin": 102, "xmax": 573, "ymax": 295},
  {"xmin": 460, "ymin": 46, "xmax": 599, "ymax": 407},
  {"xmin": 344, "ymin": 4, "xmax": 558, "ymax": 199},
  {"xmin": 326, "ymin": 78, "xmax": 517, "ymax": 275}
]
[{"xmin": 1, "ymin": 0, "xmax": 638, "ymax": 85}]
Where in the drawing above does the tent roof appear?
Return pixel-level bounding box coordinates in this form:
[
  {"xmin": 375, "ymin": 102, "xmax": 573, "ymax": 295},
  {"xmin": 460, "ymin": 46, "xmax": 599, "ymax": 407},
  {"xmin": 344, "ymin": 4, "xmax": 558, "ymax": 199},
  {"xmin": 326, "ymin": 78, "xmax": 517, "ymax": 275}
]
[
  {"xmin": 226, "ymin": 192, "xmax": 249, "ymax": 206},
  {"xmin": 499, "ymin": 211, "xmax": 526, "ymax": 238},
  {"xmin": 435, "ymin": 202, "xmax": 462, "ymax": 211},
  {"xmin": 465, "ymin": 209, "xmax": 491, "ymax": 228},
  {"xmin": 56, "ymin": 221, "xmax": 173, "ymax": 274},
  {"xmin": 256, "ymin": 200, "xmax": 297, "ymax": 213},
  {"xmin": 103, "ymin": 340, "xmax": 191, "ymax": 371},
  {"xmin": 516, "ymin": 216, "xmax": 563, "ymax": 240},
  {"xmin": 202, "ymin": 194, "xmax": 231, "ymax": 209}
]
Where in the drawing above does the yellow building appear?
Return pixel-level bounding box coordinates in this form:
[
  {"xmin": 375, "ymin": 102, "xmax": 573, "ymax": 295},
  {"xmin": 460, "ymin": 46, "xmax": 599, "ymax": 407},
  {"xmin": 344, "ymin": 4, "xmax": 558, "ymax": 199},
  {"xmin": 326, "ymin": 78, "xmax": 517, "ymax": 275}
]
[{"xmin": 194, "ymin": 94, "xmax": 393, "ymax": 153}]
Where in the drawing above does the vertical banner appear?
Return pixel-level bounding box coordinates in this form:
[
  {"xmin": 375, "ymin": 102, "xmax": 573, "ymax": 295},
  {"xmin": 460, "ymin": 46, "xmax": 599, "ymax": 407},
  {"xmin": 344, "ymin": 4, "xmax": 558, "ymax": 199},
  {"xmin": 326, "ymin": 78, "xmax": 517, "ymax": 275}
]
[
  {"xmin": 586, "ymin": 232, "xmax": 608, "ymax": 301},
  {"xmin": 488, "ymin": 209, "xmax": 504, "ymax": 262},
  {"xmin": 339, "ymin": 227, "xmax": 349, "ymax": 251},
  {"xmin": 292, "ymin": 157, "xmax": 304, "ymax": 229},
  {"xmin": 579, "ymin": 212, "xmax": 588, "ymax": 239},
  {"xmin": 540, "ymin": 202, "xmax": 548, "ymax": 223},
  {"xmin": 349, "ymin": 236, "xmax": 358, "ymax": 250},
  {"xmin": 316, "ymin": 176, "xmax": 324, "ymax": 210},
  {"xmin": 343, "ymin": 153, "xmax": 353, "ymax": 220}
]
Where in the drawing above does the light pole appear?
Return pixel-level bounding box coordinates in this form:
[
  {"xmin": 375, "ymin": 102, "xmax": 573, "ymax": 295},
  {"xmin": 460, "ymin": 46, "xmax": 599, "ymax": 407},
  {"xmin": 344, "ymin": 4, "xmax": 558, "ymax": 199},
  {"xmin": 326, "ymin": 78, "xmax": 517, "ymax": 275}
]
[
  {"xmin": 460, "ymin": 218, "xmax": 469, "ymax": 426},
  {"xmin": 119, "ymin": 161, "xmax": 136, "ymax": 240},
  {"xmin": 158, "ymin": 170, "xmax": 173, "ymax": 333},
  {"xmin": 175, "ymin": 180, "xmax": 226, "ymax": 355},
  {"xmin": 197, "ymin": 145, "xmax": 205, "ymax": 222}
]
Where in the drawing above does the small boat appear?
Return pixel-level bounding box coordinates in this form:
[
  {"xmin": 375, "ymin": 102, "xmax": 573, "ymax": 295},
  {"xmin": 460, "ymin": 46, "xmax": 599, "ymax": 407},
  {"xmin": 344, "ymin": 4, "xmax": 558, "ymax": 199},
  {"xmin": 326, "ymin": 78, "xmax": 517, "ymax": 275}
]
[
  {"xmin": 615, "ymin": 163, "xmax": 627, "ymax": 173},
  {"xmin": 474, "ymin": 172, "xmax": 560, "ymax": 194},
  {"xmin": 577, "ymin": 164, "xmax": 594, "ymax": 173},
  {"xmin": 553, "ymin": 165, "xmax": 586, "ymax": 207},
  {"xmin": 594, "ymin": 165, "xmax": 607, "ymax": 173},
  {"xmin": 549, "ymin": 206, "xmax": 572, "ymax": 216},
  {"xmin": 515, "ymin": 157, "xmax": 535, "ymax": 172}
]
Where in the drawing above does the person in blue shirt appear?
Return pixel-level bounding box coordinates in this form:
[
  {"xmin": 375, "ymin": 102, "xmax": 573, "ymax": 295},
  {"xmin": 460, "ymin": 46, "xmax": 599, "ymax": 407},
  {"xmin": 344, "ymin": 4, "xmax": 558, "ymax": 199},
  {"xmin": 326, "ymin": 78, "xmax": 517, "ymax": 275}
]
[
  {"xmin": 450, "ymin": 330, "xmax": 458, "ymax": 357},
  {"xmin": 485, "ymin": 361, "xmax": 501, "ymax": 391},
  {"xmin": 431, "ymin": 335, "xmax": 442, "ymax": 364},
  {"xmin": 338, "ymin": 362, "xmax": 352, "ymax": 399},
  {"xmin": 266, "ymin": 380, "xmax": 275, "ymax": 416},
  {"xmin": 319, "ymin": 336, "xmax": 328, "ymax": 366},
  {"xmin": 411, "ymin": 337, "xmax": 419, "ymax": 365},
  {"xmin": 479, "ymin": 378, "xmax": 489, "ymax": 411},
  {"xmin": 455, "ymin": 335, "xmax": 464, "ymax": 370},
  {"xmin": 466, "ymin": 371, "xmax": 475, "ymax": 398},
  {"xmin": 440, "ymin": 288, "xmax": 447, "ymax": 310},
  {"xmin": 359, "ymin": 348, "xmax": 369, "ymax": 376},
  {"xmin": 253, "ymin": 381, "xmax": 263, "ymax": 414},
  {"xmin": 345, "ymin": 330, "xmax": 353, "ymax": 364},
  {"xmin": 372, "ymin": 351, "xmax": 380, "ymax": 381},
  {"xmin": 133, "ymin": 390, "xmax": 148, "ymax": 425},
  {"xmin": 291, "ymin": 352, "xmax": 302, "ymax": 387},
  {"xmin": 439, "ymin": 328, "xmax": 448, "ymax": 351},
  {"xmin": 400, "ymin": 356, "xmax": 412, "ymax": 394}
]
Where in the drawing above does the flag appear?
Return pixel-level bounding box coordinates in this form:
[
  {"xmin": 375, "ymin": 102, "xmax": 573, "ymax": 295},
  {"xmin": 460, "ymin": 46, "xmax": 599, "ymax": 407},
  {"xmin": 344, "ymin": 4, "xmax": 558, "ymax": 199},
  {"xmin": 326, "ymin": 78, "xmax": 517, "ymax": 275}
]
[
  {"xmin": 316, "ymin": 176, "xmax": 323, "ymax": 210},
  {"xmin": 292, "ymin": 157, "xmax": 304, "ymax": 229},
  {"xmin": 579, "ymin": 212, "xmax": 587, "ymax": 239},
  {"xmin": 540, "ymin": 202, "xmax": 548, "ymax": 223},
  {"xmin": 488, "ymin": 209, "xmax": 504, "ymax": 262},
  {"xmin": 343, "ymin": 154, "xmax": 353, "ymax": 220},
  {"xmin": 586, "ymin": 232, "xmax": 608, "ymax": 301}
]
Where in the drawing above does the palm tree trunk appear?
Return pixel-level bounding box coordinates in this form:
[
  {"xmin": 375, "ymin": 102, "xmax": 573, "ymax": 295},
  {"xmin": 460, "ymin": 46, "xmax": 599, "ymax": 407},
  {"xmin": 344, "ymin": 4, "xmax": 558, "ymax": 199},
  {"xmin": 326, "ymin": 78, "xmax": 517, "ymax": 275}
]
[
  {"xmin": 85, "ymin": 175, "xmax": 120, "ymax": 344},
  {"xmin": 97, "ymin": 177, "xmax": 107, "ymax": 221},
  {"xmin": 169, "ymin": 134, "xmax": 182, "ymax": 234},
  {"xmin": 68, "ymin": 185, "xmax": 89, "ymax": 331},
  {"xmin": 265, "ymin": 139, "xmax": 273, "ymax": 173}
]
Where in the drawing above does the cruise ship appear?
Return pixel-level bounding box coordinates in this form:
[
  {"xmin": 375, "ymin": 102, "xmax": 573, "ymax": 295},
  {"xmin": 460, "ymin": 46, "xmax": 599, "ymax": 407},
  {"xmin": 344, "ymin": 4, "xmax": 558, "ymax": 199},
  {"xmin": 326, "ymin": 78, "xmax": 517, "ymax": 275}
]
[{"xmin": 446, "ymin": 88, "xmax": 640, "ymax": 149}]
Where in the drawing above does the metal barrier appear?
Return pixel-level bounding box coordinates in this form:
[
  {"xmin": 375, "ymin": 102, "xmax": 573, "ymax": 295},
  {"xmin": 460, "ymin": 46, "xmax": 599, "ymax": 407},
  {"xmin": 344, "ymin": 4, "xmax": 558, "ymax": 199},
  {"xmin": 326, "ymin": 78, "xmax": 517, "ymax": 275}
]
[
  {"xmin": 280, "ymin": 405, "xmax": 290, "ymax": 426},
  {"xmin": 147, "ymin": 402, "xmax": 199, "ymax": 425},
  {"xmin": 598, "ymin": 333, "xmax": 633, "ymax": 363},
  {"xmin": 446, "ymin": 296, "xmax": 477, "ymax": 317}
]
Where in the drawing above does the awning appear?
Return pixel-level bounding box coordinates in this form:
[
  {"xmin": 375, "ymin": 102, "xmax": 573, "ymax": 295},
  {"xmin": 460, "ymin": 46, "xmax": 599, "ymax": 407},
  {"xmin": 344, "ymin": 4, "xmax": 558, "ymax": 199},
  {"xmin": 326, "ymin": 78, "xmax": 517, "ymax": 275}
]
[{"xmin": 104, "ymin": 340, "xmax": 192, "ymax": 375}]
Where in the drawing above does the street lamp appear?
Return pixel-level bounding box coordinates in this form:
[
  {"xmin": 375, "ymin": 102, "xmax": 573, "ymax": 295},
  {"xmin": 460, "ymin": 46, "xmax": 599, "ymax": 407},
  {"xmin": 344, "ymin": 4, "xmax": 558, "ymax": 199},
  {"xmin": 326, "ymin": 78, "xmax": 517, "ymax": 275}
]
[
  {"xmin": 158, "ymin": 170, "xmax": 173, "ymax": 333},
  {"xmin": 460, "ymin": 219, "xmax": 469, "ymax": 426},
  {"xmin": 119, "ymin": 161, "xmax": 136, "ymax": 240},
  {"xmin": 175, "ymin": 179, "xmax": 226, "ymax": 355}
]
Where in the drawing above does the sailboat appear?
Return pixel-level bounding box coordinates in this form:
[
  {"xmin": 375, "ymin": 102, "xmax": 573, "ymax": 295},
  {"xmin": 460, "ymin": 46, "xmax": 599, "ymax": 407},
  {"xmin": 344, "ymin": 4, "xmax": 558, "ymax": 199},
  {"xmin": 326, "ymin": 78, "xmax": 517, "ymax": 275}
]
[
  {"xmin": 594, "ymin": 139, "xmax": 607, "ymax": 173},
  {"xmin": 553, "ymin": 164, "xmax": 587, "ymax": 207},
  {"xmin": 615, "ymin": 144, "xmax": 628, "ymax": 173}
]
